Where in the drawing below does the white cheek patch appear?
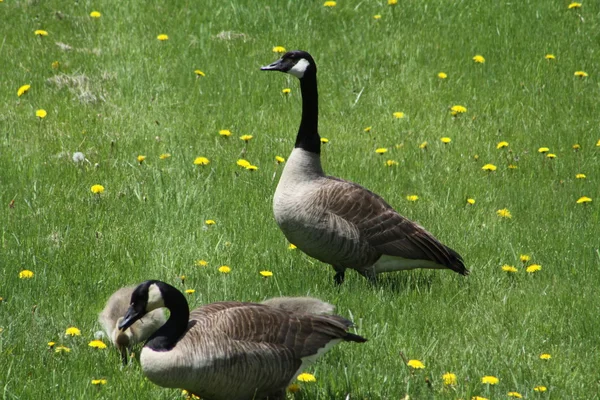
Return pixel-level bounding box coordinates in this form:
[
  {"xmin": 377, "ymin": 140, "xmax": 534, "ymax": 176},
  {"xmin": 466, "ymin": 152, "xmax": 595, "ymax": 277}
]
[
  {"xmin": 288, "ymin": 58, "xmax": 310, "ymax": 78},
  {"xmin": 146, "ymin": 284, "xmax": 165, "ymax": 312}
]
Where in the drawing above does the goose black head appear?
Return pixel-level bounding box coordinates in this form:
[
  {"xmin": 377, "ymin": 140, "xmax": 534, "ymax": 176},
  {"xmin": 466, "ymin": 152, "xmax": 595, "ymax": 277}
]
[
  {"xmin": 261, "ymin": 50, "xmax": 317, "ymax": 79},
  {"xmin": 118, "ymin": 280, "xmax": 165, "ymax": 331}
]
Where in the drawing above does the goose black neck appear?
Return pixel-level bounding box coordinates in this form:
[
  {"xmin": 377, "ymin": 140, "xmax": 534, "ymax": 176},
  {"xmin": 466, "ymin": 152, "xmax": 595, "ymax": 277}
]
[
  {"xmin": 145, "ymin": 287, "xmax": 189, "ymax": 351},
  {"xmin": 295, "ymin": 73, "xmax": 320, "ymax": 154}
]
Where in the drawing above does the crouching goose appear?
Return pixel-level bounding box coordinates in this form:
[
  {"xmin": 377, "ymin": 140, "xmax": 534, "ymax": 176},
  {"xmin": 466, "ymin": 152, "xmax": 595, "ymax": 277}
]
[
  {"xmin": 99, "ymin": 285, "xmax": 167, "ymax": 365},
  {"xmin": 261, "ymin": 51, "xmax": 469, "ymax": 284},
  {"xmin": 119, "ymin": 280, "xmax": 366, "ymax": 400},
  {"xmin": 261, "ymin": 296, "xmax": 335, "ymax": 315}
]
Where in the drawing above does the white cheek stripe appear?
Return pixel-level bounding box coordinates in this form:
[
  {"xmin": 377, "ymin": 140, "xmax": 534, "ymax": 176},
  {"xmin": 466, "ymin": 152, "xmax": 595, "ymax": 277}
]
[
  {"xmin": 288, "ymin": 58, "xmax": 310, "ymax": 78},
  {"xmin": 146, "ymin": 284, "xmax": 165, "ymax": 312}
]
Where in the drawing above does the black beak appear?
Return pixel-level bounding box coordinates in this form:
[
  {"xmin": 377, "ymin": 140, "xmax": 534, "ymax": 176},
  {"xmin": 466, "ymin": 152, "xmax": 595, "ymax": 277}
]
[
  {"xmin": 260, "ymin": 58, "xmax": 285, "ymax": 72},
  {"xmin": 118, "ymin": 306, "xmax": 142, "ymax": 331}
]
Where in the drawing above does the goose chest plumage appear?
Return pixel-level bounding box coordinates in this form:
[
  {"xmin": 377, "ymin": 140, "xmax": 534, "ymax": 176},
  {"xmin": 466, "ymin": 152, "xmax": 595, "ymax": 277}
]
[
  {"xmin": 118, "ymin": 280, "xmax": 366, "ymax": 400},
  {"xmin": 261, "ymin": 50, "xmax": 469, "ymax": 284}
]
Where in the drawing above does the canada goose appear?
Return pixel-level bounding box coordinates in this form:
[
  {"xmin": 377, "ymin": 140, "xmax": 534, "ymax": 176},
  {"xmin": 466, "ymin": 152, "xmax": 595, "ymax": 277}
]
[
  {"xmin": 261, "ymin": 296, "xmax": 335, "ymax": 315},
  {"xmin": 99, "ymin": 285, "xmax": 166, "ymax": 365},
  {"xmin": 119, "ymin": 280, "xmax": 366, "ymax": 400},
  {"xmin": 261, "ymin": 50, "xmax": 469, "ymax": 284}
]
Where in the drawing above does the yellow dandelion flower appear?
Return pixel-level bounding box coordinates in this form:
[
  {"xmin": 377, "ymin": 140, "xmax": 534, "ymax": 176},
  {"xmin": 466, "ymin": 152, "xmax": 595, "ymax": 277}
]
[
  {"xmin": 502, "ymin": 265, "xmax": 518, "ymax": 273},
  {"xmin": 540, "ymin": 353, "xmax": 551, "ymax": 360},
  {"xmin": 568, "ymin": 2, "xmax": 581, "ymax": 9},
  {"xmin": 472, "ymin": 397, "xmax": 488, "ymax": 400},
  {"xmin": 450, "ymin": 105, "xmax": 467, "ymax": 114},
  {"xmin": 159, "ymin": 153, "xmax": 171, "ymax": 160},
  {"xmin": 375, "ymin": 148, "xmax": 388, "ymax": 154},
  {"xmin": 545, "ymin": 54, "xmax": 555, "ymax": 60},
  {"xmin": 194, "ymin": 70, "xmax": 206, "ymax": 77},
  {"xmin": 440, "ymin": 137, "xmax": 452, "ymax": 144},
  {"xmin": 526, "ymin": 264, "xmax": 542, "ymax": 273},
  {"xmin": 288, "ymin": 243, "xmax": 297, "ymax": 250},
  {"xmin": 237, "ymin": 159, "xmax": 251, "ymax": 168},
  {"xmin": 508, "ymin": 392, "xmax": 522, "ymax": 398},
  {"xmin": 91, "ymin": 184, "xmax": 105, "ymax": 194},
  {"xmin": 419, "ymin": 141, "xmax": 428, "ymax": 149},
  {"xmin": 245, "ymin": 165, "xmax": 258, "ymax": 171},
  {"xmin": 297, "ymin": 373, "xmax": 316, "ymax": 382},
  {"xmin": 407, "ymin": 359, "xmax": 425, "ymax": 369},
  {"xmin": 259, "ymin": 270, "xmax": 273, "ymax": 277},
  {"xmin": 137, "ymin": 155, "xmax": 146, "ymax": 163},
  {"xmin": 195, "ymin": 259, "xmax": 208, "ymax": 267},
  {"xmin": 240, "ymin": 134, "xmax": 253, "ymax": 142},
  {"xmin": 388, "ymin": 0, "xmax": 398, "ymax": 4},
  {"xmin": 481, "ymin": 376, "xmax": 499, "ymax": 385},
  {"xmin": 497, "ymin": 141, "xmax": 509, "ymax": 149},
  {"xmin": 473, "ymin": 55, "xmax": 485, "ymax": 63},
  {"xmin": 48, "ymin": 342, "xmax": 56, "ymax": 348},
  {"xmin": 55, "ymin": 345, "xmax": 71, "ymax": 353},
  {"xmin": 538, "ymin": 147, "xmax": 549, "ymax": 153},
  {"xmin": 65, "ymin": 327, "xmax": 81, "ymax": 336},
  {"xmin": 88, "ymin": 340, "xmax": 107, "ymax": 349},
  {"xmin": 373, "ymin": 14, "xmax": 382, "ymax": 20},
  {"xmin": 193, "ymin": 157, "xmax": 210, "ymax": 166},
  {"xmin": 282, "ymin": 88, "xmax": 291, "ymax": 94},
  {"xmin": 205, "ymin": 220, "xmax": 216, "ymax": 225},
  {"xmin": 17, "ymin": 84, "xmax": 31, "ymax": 97},
  {"xmin": 496, "ymin": 208, "xmax": 512, "ymax": 218},
  {"xmin": 534, "ymin": 386, "xmax": 547, "ymax": 392},
  {"xmin": 575, "ymin": 173, "xmax": 586, "ymax": 179},
  {"xmin": 596, "ymin": 139, "xmax": 600, "ymax": 147},
  {"xmin": 438, "ymin": 72, "xmax": 448, "ymax": 79},
  {"xmin": 157, "ymin": 34, "xmax": 169, "ymax": 41},
  {"xmin": 574, "ymin": 71, "xmax": 588, "ymax": 78},
  {"xmin": 467, "ymin": 198, "xmax": 475, "ymax": 205},
  {"xmin": 218, "ymin": 266, "xmax": 231, "ymax": 274},
  {"xmin": 185, "ymin": 289, "xmax": 195, "ymax": 295},
  {"xmin": 442, "ymin": 372, "xmax": 456, "ymax": 385},
  {"xmin": 275, "ymin": 156, "xmax": 285, "ymax": 163},
  {"xmin": 19, "ymin": 270, "xmax": 34, "ymax": 279},
  {"xmin": 89, "ymin": 11, "xmax": 101, "ymax": 18},
  {"xmin": 473, "ymin": 154, "xmax": 479, "ymax": 160},
  {"xmin": 546, "ymin": 153, "xmax": 556, "ymax": 159},
  {"xmin": 406, "ymin": 195, "xmax": 419, "ymax": 202},
  {"xmin": 272, "ymin": 46, "xmax": 286, "ymax": 53},
  {"xmin": 323, "ymin": 1, "xmax": 336, "ymax": 7},
  {"xmin": 385, "ymin": 160, "xmax": 399, "ymax": 167},
  {"xmin": 572, "ymin": 143, "xmax": 581, "ymax": 150},
  {"xmin": 576, "ymin": 196, "xmax": 592, "ymax": 204},
  {"xmin": 320, "ymin": 137, "xmax": 329, "ymax": 143},
  {"xmin": 482, "ymin": 164, "xmax": 497, "ymax": 171},
  {"xmin": 219, "ymin": 129, "xmax": 232, "ymax": 137},
  {"xmin": 364, "ymin": 126, "xmax": 372, "ymax": 132},
  {"xmin": 35, "ymin": 109, "xmax": 47, "ymax": 119},
  {"xmin": 34, "ymin": 29, "xmax": 48, "ymax": 36},
  {"xmin": 508, "ymin": 164, "xmax": 518, "ymax": 169},
  {"xmin": 51, "ymin": 61, "xmax": 60, "ymax": 69},
  {"xmin": 393, "ymin": 111, "xmax": 405, "ymax": 119},
  {"xmin": 91, "ymin": 379, "xmax": 107, "ymax": 385},
  {"xmin": 287, "ymin": 384, "xmax": 301, "ymax": 393}
]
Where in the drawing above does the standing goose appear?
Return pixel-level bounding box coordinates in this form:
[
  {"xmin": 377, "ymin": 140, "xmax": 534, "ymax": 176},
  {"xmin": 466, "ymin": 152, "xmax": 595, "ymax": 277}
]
[
  {"xmin": 261, "ymin": 50, "xmax": 469, "ymax": 284},
  {"xmin": 119, "ymin": 280, "xmax": 366, "ymax": 400},
  {"xmin": 99, "ymin": 285, "xmax": 167, "ymax": 365}
]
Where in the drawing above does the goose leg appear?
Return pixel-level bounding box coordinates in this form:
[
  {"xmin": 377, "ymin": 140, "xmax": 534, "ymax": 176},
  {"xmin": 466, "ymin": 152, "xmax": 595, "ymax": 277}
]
[
  {"xmin": 333, "ymin": 266, "xmax": 346, "ymax": 285},
  {"xmin": 357, "ymin": 267, "xmax": 377, "ymax": 284}
]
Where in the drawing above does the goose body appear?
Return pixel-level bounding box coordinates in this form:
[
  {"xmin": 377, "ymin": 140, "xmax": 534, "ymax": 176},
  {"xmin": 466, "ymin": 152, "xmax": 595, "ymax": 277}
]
[
  {"xmin": 119, "ymin": 280, "xmax": 366, "ymax": 400},
  {"xmin": 98, "ymin": 286, "xmax": 166, "ymax": 364},
  {"xmin": 262, "ymin": 51, "xmax": 468, "ymax": 284},
  {"xmin": 261, "ymin": 296, "xmax": 335, "ymax": 315}
]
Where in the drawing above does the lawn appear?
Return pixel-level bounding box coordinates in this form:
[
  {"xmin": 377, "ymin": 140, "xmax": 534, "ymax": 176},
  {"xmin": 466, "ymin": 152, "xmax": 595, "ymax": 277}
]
[{"xmin": 1, "ymin": 0, "xmax": 599, "ymax": 399}]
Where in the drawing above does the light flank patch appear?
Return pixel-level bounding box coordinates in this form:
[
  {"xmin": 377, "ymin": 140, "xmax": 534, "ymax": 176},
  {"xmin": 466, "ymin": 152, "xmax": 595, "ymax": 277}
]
[
  {"xmin": 146, "ymin": 284, "xmax": 165, "ymax": 312},
  {"xmin": 372, "ymin": 254, "xmax": 445, "ymax": 273},
  {"xmin": 288, "ymin": 58, "xmax": 310, "ymax": 78}
]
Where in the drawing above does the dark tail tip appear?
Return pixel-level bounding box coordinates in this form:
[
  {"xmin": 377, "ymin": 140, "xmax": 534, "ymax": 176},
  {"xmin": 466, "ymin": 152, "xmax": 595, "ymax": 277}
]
[
  {"xmin": 345, "ymin": 332, "xmax": 368, "ymax": 343},
  {"xmin": 446, "ymin": 246, "xmax": 469, "ymax": 276}
]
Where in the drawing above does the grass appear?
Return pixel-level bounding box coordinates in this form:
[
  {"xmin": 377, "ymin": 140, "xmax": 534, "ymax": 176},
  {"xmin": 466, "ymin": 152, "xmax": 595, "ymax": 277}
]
[{"xmin": 1, "ymin": 0, "xmax": 599, "ymax": 398}]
